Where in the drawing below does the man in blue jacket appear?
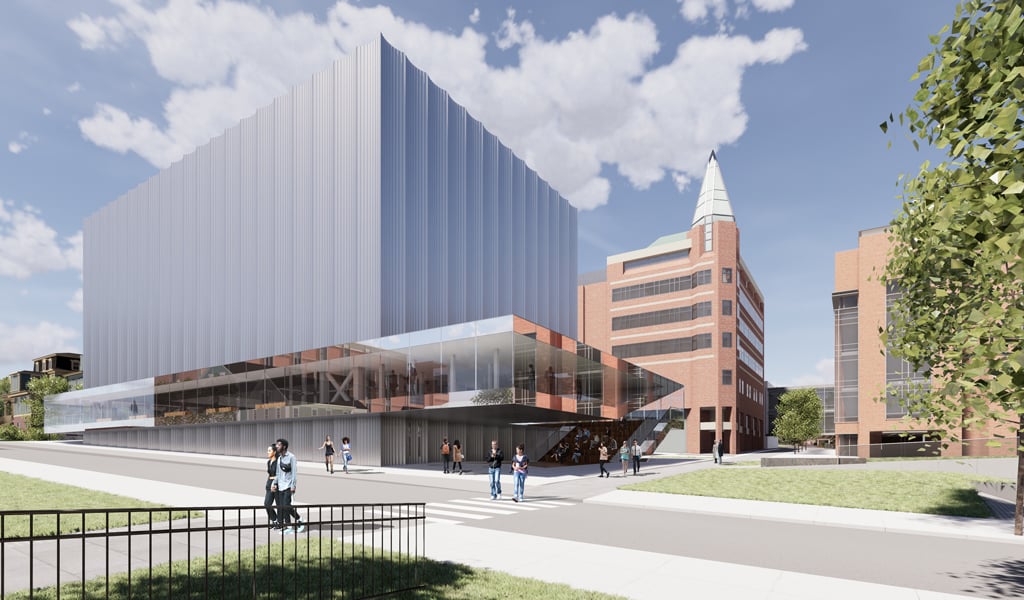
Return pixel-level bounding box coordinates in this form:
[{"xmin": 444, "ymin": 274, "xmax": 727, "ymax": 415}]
[{"xmin": 273, "ymin": 438, "xmax": 304, "ymax": 533}]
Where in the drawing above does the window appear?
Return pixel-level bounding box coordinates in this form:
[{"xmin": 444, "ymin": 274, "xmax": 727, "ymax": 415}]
[
  {"xmin": 611, "ymin": 301, "xmax": 712, "ymax": 331},
  {"xmin": 722, "ymin": 299, "xmax": 732, "ymax": 316},
  {"xmin": 722, "ymin": 369, "xmax": 733, "ymax": 385},
  {"xmin": 722, "ymin": 332, "xmax": 732, "ymax": 348},
  {"xmin": 612, "ymin": 333, "xmax": 712, "ymax": 360},
  {"xmin": 721, "ymin": 267, "xmax": 733, "ymax": 284},
  {"xmin": 623, "ymin": 249, "xmax": 690, "ymax": 271},
  {"xmin": 611, "ymin": 269, "xmax": 713, "ymax": 302}
]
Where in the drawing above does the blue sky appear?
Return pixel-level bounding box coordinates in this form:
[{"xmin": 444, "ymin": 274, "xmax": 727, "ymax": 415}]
[{"xmin": 0, "ymin": 0, "xmax": 959, "ymax": 385}]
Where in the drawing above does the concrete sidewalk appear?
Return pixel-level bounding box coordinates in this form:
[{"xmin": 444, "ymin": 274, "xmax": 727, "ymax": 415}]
[{"xmin": 0, "ymin": 448, "xmax": 1003, "ymax": 599}]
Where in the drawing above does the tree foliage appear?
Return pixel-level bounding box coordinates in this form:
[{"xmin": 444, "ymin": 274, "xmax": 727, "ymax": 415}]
[
  {"xmin": 881, "ymin": 0, "xmax": 1024, "ymax": 533},
  {"xmin": 26, "ymin": 375, "xmax": 69, "ymax": 433},
  {"xmin": 0, "ymin": 377, "xmax": 9, "ymax": 417},
  {"xmin": 773, "ymin": 389, "xmax": 823, "ymax": 451},
  {"xmin": 470, "ymin": 388, "xmax": 515, "ymax": 405}
]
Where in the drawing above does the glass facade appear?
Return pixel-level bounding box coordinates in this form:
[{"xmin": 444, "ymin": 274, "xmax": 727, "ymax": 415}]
[
  {"xmin": 833, "ymin": 292, "xmax": 859, "ymax": 422},
  {"xmin": 611, "ymin": 301, "xmax": 712, "ymax": 331},
  {"xmin": 611, "ymin": 270, "xmax": 711, "ymax": 302},
  {"xmin": 46, "ymin": 316, "xmax": 683, "ymax": 434},
  {"xmin": 885, "ymin": 284, "xmax": 929, "ymax": 418}
]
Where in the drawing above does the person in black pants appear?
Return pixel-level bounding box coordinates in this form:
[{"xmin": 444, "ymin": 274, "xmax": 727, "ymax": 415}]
[
  {"xmin": 263, "ymin": 444, "xmax": 280, "ymax": 529},
  {"xmin": 630, "ymin": 439, "xmax": 642, "ymax": 475}
]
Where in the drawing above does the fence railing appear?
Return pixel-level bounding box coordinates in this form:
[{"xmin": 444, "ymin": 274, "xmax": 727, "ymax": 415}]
[{"xmin": 0, "ymin": 502, "xmax": 425, "ymax": 599}]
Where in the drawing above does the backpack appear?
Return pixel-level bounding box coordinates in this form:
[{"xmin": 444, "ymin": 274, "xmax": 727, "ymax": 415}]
[{"xmin": 442, "ymin": 443, "xmax": 450, "ymax": 454}]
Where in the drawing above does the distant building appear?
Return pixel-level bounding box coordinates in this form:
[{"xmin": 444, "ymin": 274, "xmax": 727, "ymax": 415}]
[
  {"xmin": 4, "ymin": 352, "xmax": 82, "ymax": 429},
  {"xmin": 833, "ymin": 227, "xmax": 1014, "ymax": 457},
  {"xmin": 578, "ymin": 152, "xmax": 765, "ymax": 455}
]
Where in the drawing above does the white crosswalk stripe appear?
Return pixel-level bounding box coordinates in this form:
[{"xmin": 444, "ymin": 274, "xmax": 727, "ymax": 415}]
[{"xmin": 424, "ymin": 497, "xmax": 577, "ymax": 527}]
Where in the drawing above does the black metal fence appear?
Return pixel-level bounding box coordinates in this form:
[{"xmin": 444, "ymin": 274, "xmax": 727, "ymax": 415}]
[{"xmin": 0, "ymin": 502, "xmax": 425, "ymax": 599}]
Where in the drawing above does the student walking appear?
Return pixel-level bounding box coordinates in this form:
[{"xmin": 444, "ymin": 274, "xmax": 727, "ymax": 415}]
[
  {"xmin": 630, "ymin": 439, "xmax": 642, "ymax": 476},
  {"xmin": 511, "ymin": 444, "xmax": 529, "ymax": 502},
  {"xmin": 619, "ymin": 440, "xmax": 629, "ymax": 476},
  {"xmin": 597, "ymin": 441, "xmax": 610, "ymax": 478},
  {"xmin": 441, "ymin": 437, "xmax": 452, "ymax": 473},
  {"xmin": 273, "ymin": 438, "xmax": 304, "ymax": 533},
  {"xmin": 263, "ymin": 444, "xmax": 280, "ymax": 529},
  {"xmin": 712, "ymin": 439, "xmax": 720, "ymax": 464},
  {"xmin": 340, "ymin": 437, "xmax": 353, "ymax": 473},
  {"xmin": 319, "ymin": 435, "xmax": 335, "ymax": 473},
  {"xmin": 486, "ymin": 440, "xmax": 504, "ymax": 500},
  {"xmin": 452, "ymin": 440, "xmax": 464, "ymax": 474}
]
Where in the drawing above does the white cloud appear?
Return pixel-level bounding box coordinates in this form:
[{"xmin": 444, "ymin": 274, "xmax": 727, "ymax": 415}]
[
  {"xmin": 42, "ymin": 107, "xmax": 52, "ymax": 116},
  {"xmin": 67, "ymin": 288, "xmax": 84, "ymax": 313},
  {"xmin": 0, "ymin": 199, "xmax": 83, "ymax": 279},
  {"xmin": 751, "ymin": 0, "xmax": 795, "ymax": 12},
  {"xmin": 7, "ymin": 131, "xmax": 38, "ymax": 155},
  {"xmin": 69, "ymin": 0, "xmax": 806, "ymax": 210},
  {"xmin": 0, "ymin": 321, "xmax": 79, "ymax": 365},
  {"xmin": 789, "ymin": 358, "xmax": 835, "ymax": 386},
  {"xmin": 469, "ymin": 8, "xmax": 480, "ymax": 25},
  {"xmin": 66, "ymin": 81, "xmax": 81, "ymax": 93},
  {"xmin": 680, "ymin": 0, "xmax": 795, "ymax": 23},
  {"xmin": 8, "ymin": 141, "xmax": 25, "ymax": 154}
]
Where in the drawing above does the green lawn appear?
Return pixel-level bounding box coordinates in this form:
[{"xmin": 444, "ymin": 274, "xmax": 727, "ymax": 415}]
[
  {"xmin": 622, "ymin": 469, "xmax": 997, "ymax": 517},
  {"xmin": 0, "ymin": 471, "xmax": 196, "ymax": 539},
  {"xmin": 7, "ymin": 537, "xmax": 625, "ymax": 600}
]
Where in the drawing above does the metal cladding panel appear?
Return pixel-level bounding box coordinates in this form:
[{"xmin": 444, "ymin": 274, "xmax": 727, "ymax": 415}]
[
  {"xmin": 208, "ymin": 134, "xmax": 227, "ymax": 366},
  {"xmin": 256, "ymin": 105, "xmax": 275, "ymax": 358},
  {"xmin": 465, "ymin": 117, "xmax": 483, "ymax": 323},
  {"xmin": 334, "ymin": 57, "xmax": 360, "ymax": 344},
  {"xmin": 446, "ymin": 99, "xmax": 467, "ymax": 326},
  {"xmin": 525, "ymin": 167, "xmax": 539, "ymax": 321},
  {"xmin": 426, "ymin": 81, "xmax": 448, "ymax": 329},
  {"xmin": 381, "ymin": 43, "xmax": 407, "ymax": 336},
  {"xmin": 404, "ymin": 62, "xmax": 429, "ymax": 332},
  {"xmin": 497, "ymin": 143, "xmax": 513, "ymax": 316},
  {"xmin": 356, "ymin": 40, "xmax": 383, "ymax": 342},
  {"xmin": 482, "ymin": 130, "xmax": 499, "ymax": 318},
  {"xmin": 223, "ymin": 125, "xmax": 243, "ymax": 364},
  {"xmin": 240, "ymin": 115, "xmax": 259, "ymax": 358},
  {"xmin": 273, "ymin": 96, "xmax": 294, "ymax": 355},
  {"xmin": 195, "ymin": 144, "xmax": 212, "ymax": 369},
  {"xmin": 292, "ymin": 81, "xmax": 314, "ymax": 351},
  {"xmin": 537, "ymin": 178, "xmax": 550, "ymax": 329},
  {"xmin": 312, "ymin": 69, "xmax": 335, "ymax": 349},
  {"xmin": 512, "ymin": 157, "xmax": 527, "ymax": 317}
]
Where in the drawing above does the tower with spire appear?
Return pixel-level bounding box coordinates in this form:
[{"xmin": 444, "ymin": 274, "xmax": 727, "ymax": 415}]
[{"xmin": 578, "ymin": 151, "xmax": 766, "ymax": 455}]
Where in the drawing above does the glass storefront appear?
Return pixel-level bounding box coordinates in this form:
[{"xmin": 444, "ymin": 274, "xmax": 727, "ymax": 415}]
[{"xmin": 46, "ymin": 315, "xmax": 683, "ymax": 434}]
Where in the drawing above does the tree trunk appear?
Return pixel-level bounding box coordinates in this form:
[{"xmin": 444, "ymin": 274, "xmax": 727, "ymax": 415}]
[{"xmin": 1015, "ymin": 422, "xmax": 1023, "ymax": 536}]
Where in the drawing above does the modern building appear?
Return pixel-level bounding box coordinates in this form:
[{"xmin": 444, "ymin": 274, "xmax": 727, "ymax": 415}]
[
  {"xmin": 4, "ymin": 352, "xmax": 82, "ymax": 429},
  {"xmin": 766, "ymin": 384, "xmax": 835, "ymax": 441},
  {"xmin": 578, "ymin": 152, "xmax": 766, "ymax": 455},
  {"xmin": 833, "ymin": 227, "xmax": 1014, "ymax": 457},
  {"xmin": 47, "ymin": 38, "xmax": 683, "ymax": 464}
]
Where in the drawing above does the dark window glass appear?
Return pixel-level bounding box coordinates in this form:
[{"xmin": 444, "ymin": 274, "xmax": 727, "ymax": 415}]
[
  {"xmin": 612, "ymin": 333, "xmax": 714, "ymax": 359},
  {"xmin": 722, "ymin": 299, "xmax": 732, "ymax": 316},
  {"xmin": 722, "ymin": 267, "xmax": 733, "ymax": 283},
  {"xmin": 611, "ymin": 269, "xmax": 712, "ymax": 302},
  {"xmin": 722, "ymin": 332, "xmax": 732, "ymax": 348},
  {"xmin": 722, "ymin": 369, "xmax": 733, "ymax": 385}
]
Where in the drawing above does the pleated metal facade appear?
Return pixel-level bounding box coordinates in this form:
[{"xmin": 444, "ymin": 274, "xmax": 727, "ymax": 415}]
[{"xmin": 85, "ymin": 37, "xmax": 576, "ymax": 388}]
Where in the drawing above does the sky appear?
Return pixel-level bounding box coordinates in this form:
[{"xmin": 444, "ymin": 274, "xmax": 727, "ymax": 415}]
[{"xmin": 0, "ymin": 0, "xmax": 961, "ymax": 386}]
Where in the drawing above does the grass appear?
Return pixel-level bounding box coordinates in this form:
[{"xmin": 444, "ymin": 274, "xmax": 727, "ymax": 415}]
[
  {"xmin": 0, "ymin": 471, "xmax": 197, "ymax": 539},
  {"xmin": 622, "ymin": 469, "xmax": 997, "ymax": 517},
  {"xmin": 7, "ymin": 537, "xmax": 626, "ymax": 599},
  {"xmin": 867, "ymin": 454, "xmax": 1014, "ymax": 462}
]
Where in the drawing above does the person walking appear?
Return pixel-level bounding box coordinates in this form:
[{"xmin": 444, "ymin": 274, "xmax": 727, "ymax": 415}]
[
  {"xmin": 597, "ymin": 441, "xmax": 610, "ymax": 478},
  {"xmin": 719, "ymin": 439, "xmax": 727, "ymax": 465},
  {"xmin": 630, "ymin": 439, "xmax": 642, "ymax": 476},
  {"xmin": 263, "ymin": 444, "xmax": 280, "ymax": 530},
  {"xmin": 486, "ymin": 440, "xmax": 504, "ymax": 500},
  {"xmin": 340, "ymin": 437, "xmax": 353, "ymax": 473},
  {"xmin": 712, "ymin": 439, "xmax": 719, "ymax": 464},
  {"xmin": 452, "ymin": 440, "xmax": 464, "ymax": 474},
  {"xmin": 619, "ymin": 439, "xmax": 629, "ymax": 476},
  {"xmin": 319, "ymin": 435, "xmax": 335, "ymax": 473},
  {"xmin": 441, "ymin": 437, "xmax": 451, "ymax": 473},
  {"xmin": 273, "ymin": 438, "xmax": 304, "ymax": 534},
  {"xmin": 511, "ymin": 444, "xmax": 529, "ymax": 502}
]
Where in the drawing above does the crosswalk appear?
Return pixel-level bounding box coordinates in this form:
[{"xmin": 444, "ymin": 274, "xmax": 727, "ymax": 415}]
[{"xmin": 424, "ymin": 497, "xmax": 576, "ymax": 525}]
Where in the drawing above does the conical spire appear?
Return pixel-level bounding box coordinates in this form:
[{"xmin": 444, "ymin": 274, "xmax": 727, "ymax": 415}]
[{"xmin": 691, "ymin": 150, "xmax": 736, "ymax": 227}]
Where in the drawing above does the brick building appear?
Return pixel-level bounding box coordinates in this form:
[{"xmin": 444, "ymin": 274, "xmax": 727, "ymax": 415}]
[
  {"xmin": 578, "ymin": 152, "xmax": 766, "ymax": 454},
  {"xmin": 833, "ymin": 227, "xmax": 1015, "ymax": 457}
]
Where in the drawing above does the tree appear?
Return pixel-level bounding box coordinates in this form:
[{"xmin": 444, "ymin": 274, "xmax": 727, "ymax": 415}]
[
  {"xmin": 773, "ymin": 389, "xmax": 823, "ymax": 452},
  {"xmin": 0, "ymin": 377, "xmax": 9, "ymax": 418},
  {"xmin": 470, "ymin": 388, "xmax": 515, "ymax": 405},
  {"xmin": 26, "ymin": 375, "xmax": 69, "ymax": 436},
  {"xmin": 881, "ymin": 0, "xmax": 1024, "ymax": 534}
]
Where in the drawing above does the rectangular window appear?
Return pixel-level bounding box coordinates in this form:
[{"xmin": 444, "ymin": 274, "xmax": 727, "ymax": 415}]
[
  {"xmin": 722, "ymin": 370, "xmax": 733, "ymax": 385},
  {"xmin": 611, "ymin": 269, "xmax": 713, "ymax": 302},
  {"xmin": 722, "ymin": 332, "xmax": 732, "ymax": 348},
  {"xmin": 623, "ymin": 249, "xmax": 690, "ymax": 272},
  {"xmin": 612, "ymin": 333, "xmax": 712, "ymax": 360},
  {"xmin": 722, "ymin": 299, "xmax": 732, "ymax": 316},
  {"xmin": 721, "ymin": 267, "xmax": 733, "ymax": 283},
  {"xmin": 611, "ymin": 301, "xmax": 712, "ymax": 331}
]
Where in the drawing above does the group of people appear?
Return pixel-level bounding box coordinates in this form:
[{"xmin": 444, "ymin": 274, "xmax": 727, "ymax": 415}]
[
  {"xmin": 484, "ymin": 440, "xmax": 529, "ymax": 502},
  {"xmin": 318, "ymin": 435, "xmax": 353, "ymax": 474},
  {"xmin": 596, "ymin": 439, "xmax": 643, "ymax": 477},
  {"xmin": 712, "ymin": 438, "xmax": 727, "ymax": 464},
  {"xmin": 263, "ymin": 438, "xmax": 304, "ymax": 533},
  {"xmin": 440, "ymin": 437, "xmax": 464, "ymax": 474}
]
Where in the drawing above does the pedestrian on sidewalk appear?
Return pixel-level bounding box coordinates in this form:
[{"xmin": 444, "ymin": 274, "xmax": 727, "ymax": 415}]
[
  {"xmin": 487, "ymin": 439, "xmax": 504, "ymax": 500},
  {"xmin": 441, "ymin": 437, "xmax": 451, "ymax": 473},
  {"xmin": 619, "ymin": 439, "xmax": 629, "ymax": 476},
  {"xmin": 719, "ymin": 440, "xmax": 727, "ymax": 465},
  {"xmin": 712, "ymin": 439, "xmax": 720, "ymax": 464},
  {"xmin": 630, "ymin": 439, "xmax": 642, "ymax": 475},
  {"xmin": 512, "ymin": 444, "xmax": 529, "ymax": 502},
  {"xmin": 341, "ymin": 436, "xmax": 353, "ymax": 473},
  {"xmin": 263, "ymin": 444, "xmax": 280, "ymax": 529},
  {"xmin": 319, "ymin": 435, "xmax": 335, "ymax": 473},
  {"xmin": 597, "ymin": 441, "xmax": 610, "ymax": 478},
  {"xmin": 274, "ymin": 438, "xmax": 304, "ymax": 533},
  {"xmin": 452, "ymin": 440, "xmax": 464, "ymax": 474}
]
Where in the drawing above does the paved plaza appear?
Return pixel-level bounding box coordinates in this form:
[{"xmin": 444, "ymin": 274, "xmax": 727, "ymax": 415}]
[{"xmin": 1, "ymin": 441, "xmax": 1021, "ymax": 599}]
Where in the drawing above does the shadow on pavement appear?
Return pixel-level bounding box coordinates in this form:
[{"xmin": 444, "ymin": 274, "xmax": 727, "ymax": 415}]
[{"xmin": 948, "ymin": 557, "xmax": 1024, "ymax": 599}]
